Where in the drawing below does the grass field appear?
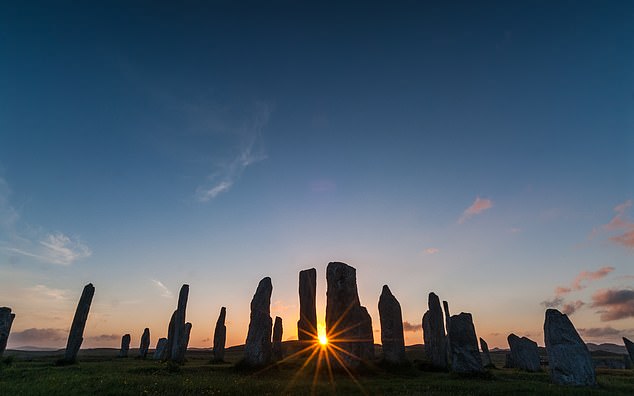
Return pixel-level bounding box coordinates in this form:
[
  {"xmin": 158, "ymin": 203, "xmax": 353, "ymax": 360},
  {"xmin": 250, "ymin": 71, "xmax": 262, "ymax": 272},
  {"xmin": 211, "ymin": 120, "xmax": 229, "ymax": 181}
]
[{"xmin": 1, "ymin": 344, "xmax": 633, "ymax": 395}]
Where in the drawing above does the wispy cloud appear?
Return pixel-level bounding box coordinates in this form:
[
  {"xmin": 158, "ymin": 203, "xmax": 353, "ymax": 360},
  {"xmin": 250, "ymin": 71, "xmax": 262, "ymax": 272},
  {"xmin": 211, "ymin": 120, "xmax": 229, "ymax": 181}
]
[
  {"xmin": 561, "ymin": 300, "xmax": 585, "ymax": 316},
  {"xmin": 28, "ymin": 284, "xmax": 71, "ymax": 300},
  {"xmin": 424, "ymin": 247, "xmax": 439, "ymax": 255},
  {"xmin": 9, "ymin": 328, "xmax": 66, "ymax": 346},
  {"xmin": 151, "ymin": 279, "xmax": 173, "ymax": 299},
  {"xmin": 458, "ymin": 196, "xmax": 493, "ymax": 223},
  {"xmin": 541, "ymin": 296, "xmax": 564, "ymax": 308},
  {"xmin": 578, "ymin": 326, "xmax": 630, "ymax": 338},
  {"xmin": 590, "ymin": 200, "xmax": 634, "ymax": 249},
  {"xmin": 402, "ymin": 321, "xmax": 421, "ymax": 332},
  {"xmin": 554, "ymin": 266, "xmax": 614, "ymax": 296},
  {"xmin": 591, "ymin": 288, "xmax": 634, "ymax": 321}
]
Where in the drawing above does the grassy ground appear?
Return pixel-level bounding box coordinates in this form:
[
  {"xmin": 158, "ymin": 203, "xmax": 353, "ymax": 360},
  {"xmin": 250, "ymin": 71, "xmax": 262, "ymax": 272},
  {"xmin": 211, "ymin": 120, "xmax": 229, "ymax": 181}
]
[{"xmin": 1, "ymin": 345, "xmax": 632, "ymax": 395}]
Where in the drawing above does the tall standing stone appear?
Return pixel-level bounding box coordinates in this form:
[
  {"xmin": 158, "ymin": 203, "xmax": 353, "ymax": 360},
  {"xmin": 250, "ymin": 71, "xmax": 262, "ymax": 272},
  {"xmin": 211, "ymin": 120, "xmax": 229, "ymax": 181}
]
[
  {"xmin": 139, "ymin": 328, "xmax": 150, "ymax": 358},
  {"xmin": 0, "ymin": 307, "xmax": 15, "ymax": 358},
  {"xmin": 170, "ymin": 284, "xmax": 189, "ymax": 363},
  {"xmin": 325, "ymin": 262, "xmax": 374, "ymax": 369},
  {"xmin": 119, "ymin": 334, "xmax": 131, "ymax": 358},
  {"xmin": 422, "ymin": 292, "xmax": 447, "ymax": 369},
  {"xmin": 448, "ymin": 312, "xmax": 484, "ymax": 373},
  {"xmin": 297, "ymin": 268, "xmax": 317, "ymax": 341},
  {"xmin": 624, "ymin": 337, "xmax": 634, "ymax": 367},
  {"xmin": 480, "ymin": 337, "xmax": 494, "ymax": 368},
  {"xmin": 442, "ymin": 300, "xmax": 451, "ymax": 334},
  {"xmin": 213, "ymin": 307, "xmax": 227, "ymax": 362},
  {"xmin": 63, "ymin": 283, "xmax": 95, "ymax": 363},
  {"xmin": 244, "ymin": 277, "xmax": 273, "ymax": 366},
  {"xmin": 181, "ymin": 322, "xmax": 192, "ymax": 359},
  {"xmin": 507, "ymin": 333, "xmax": 541, "ymax": 372},
  {"xmin": 544, "ymin": 309, "xmax": 596, "ymax": 386},
  {"xmin": 272, "ymin": 316, "xmax": 283, "ymax": 361},
  {"xmin": 378, "ymin": 285, "xmax": 407, "ymax": 365},
  {"xmin": 154, "ymin": 337, "xmax": 168, "ymax": 360}
]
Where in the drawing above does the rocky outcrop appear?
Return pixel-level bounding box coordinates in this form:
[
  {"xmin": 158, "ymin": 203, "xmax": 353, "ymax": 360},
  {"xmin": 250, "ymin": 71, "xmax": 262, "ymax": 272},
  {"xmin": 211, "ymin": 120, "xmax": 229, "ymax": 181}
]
[
  {"xmin": 63, "ymin": 283, "xmax": 95, "ymax": 363},
  {"xmin": 0, "ymin": 307, "xmax": 15, "ymax": 358},
  {"xmin": 378, "ymin": 285, "xmax": 407, "ymax": 365},
  {"xmin": 544, "ymin": 309, "xmax": 596, "ymax": 386},
  {"xmin": 119, "ymin": 334, "xmax": 131, "ymax": 358},
  {"xmin": 448, "ymin": 312, "xmax": 483, "ymax": 373},
  {"xmin": 213, "ymin": 307, "xmax": 227, "ymax": 362},
  {"xmin": 479, "ymin": 337, "xmax": 494, "ymax": 368},
  {"xmin": 139, "ymin": 328, "xmax": 150, "ymax": 358},
  {"xmin": 272, "ymin": 316, "xmax": 283, "ymax": 361},
  {"xmin": 297, "ymin": 268, "xmax": 317, "ymax": 341},
  {"xmin": 508, "ymin": 333, "xmax": 541, "ymax": 372},
  {"xmin": 244, "ymin": 277, "xmax": 273, "ymax": 367},
  {"xmin": 422, "ymin": 292, "xmax": 447, "ymax": 369}
]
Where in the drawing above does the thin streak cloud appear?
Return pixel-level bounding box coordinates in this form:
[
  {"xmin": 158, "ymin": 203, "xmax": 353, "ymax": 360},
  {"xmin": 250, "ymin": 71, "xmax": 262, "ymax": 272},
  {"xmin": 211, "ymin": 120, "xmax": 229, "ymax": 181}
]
[{"xmin": 459, "ymin": 197, "xmax": 493, "ymax": 223}]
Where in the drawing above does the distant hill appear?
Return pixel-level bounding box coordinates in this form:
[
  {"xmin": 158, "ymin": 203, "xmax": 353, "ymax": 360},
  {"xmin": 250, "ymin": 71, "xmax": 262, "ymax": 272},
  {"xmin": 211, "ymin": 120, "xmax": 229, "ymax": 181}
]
[{"xmin": 587, "ymin": 343, "xmax": 626, "ymax": 354}]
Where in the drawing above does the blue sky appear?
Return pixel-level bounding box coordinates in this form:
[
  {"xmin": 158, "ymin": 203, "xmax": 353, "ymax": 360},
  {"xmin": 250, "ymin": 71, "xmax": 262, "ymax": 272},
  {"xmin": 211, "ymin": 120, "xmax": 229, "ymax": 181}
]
[{"xmin": 1, "ymin": 1, "xmax": 633, "ymax": 349}]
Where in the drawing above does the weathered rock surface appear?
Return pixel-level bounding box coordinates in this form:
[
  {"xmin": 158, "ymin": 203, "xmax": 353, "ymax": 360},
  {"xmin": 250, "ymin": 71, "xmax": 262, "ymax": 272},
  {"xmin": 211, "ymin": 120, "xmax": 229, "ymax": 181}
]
[
  {"xmin": 325, "ymin": 262, "xmax": 374, "ymax": 369},
  {"xmin": 479, "ymin": 337, "xmax": 494, "ymax": 368},
  {"xmin": 624, "ymin": 337, "xmax": 634, "ymax": 367},
  {"xmin": 448, "ymin": 312, "xmax": 483, "ymax": 373},
  {"xmin": 297, "ymin": 268, "xmax": 317, "ymax": 341},
  {"xmin": 139, "ymin": 328, "xmax": 150, "ymax": 358},
  {"xmin": 544, "ymin": 309, "xmax": 596, "ymax": 386},
  {"xmin": 422, "ymin": 292, "xmax": 447, "ymax": 369},
  {"xmin": 119, "ymin": 334, "xmax": 131, "ymax": 358},
  {"xmin": 504, "ymin": 353, "xmax": 514, "ymax": 368},
  {"xmin": 182, "ymin": 322, "xmax": 192, "ymax": 357},
  {"xmin": 244, "ymin": 277, "xmax": 273, "ymax": 366},
  {"xmin": 378, "ymin": 285, "xmax": 407, "ymax": 365},
  {"xmin": 442, "ymin": 300, "xmax": 451, "ymax": 334},
  {"xmin": 213, "ymin": 307, "xmax": 227, "ymax": 362},
  {"xmin": 63, "ymin": 283, "xmax": 95, "ymax": 363},
  {"xmin": 272, "ymin": 316, "xmax": 283, "ymax": 361},
  {"xmin": 508, "ymin": 333, "xmax": 541, "ymax": 372},
  {"xmin": 0, "ymin": 307, "xmax": 15, "ymax": 358},
  {"xmin": 154, "ymin": 338, "xmax": 168, "ymax": 360},
  {"xmin": 169, "ymin": 284, "xmax": 190, "ymax": 363}
]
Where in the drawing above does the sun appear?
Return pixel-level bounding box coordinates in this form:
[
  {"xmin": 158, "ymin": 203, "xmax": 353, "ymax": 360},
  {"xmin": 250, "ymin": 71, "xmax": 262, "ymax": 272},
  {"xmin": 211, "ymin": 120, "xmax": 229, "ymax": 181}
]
[
  {"xmin": 318, "ymin": 333, "xmax": 328, "ymax": 346},
  {"xmin": 317, "ymin": 322, "xmax": 328, "ymax": 346}
]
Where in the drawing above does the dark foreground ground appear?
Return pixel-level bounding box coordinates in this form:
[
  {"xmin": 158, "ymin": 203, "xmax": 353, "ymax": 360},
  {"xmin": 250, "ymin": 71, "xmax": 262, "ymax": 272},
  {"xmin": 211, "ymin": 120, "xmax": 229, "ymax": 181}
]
[{"xmin": 1, "ymin": 343, "xmax": 633, "ymax": 395}]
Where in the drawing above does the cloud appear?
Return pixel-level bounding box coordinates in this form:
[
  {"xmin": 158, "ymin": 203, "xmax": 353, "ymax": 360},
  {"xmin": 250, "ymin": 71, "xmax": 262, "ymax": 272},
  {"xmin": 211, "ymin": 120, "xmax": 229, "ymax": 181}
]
[
  {"xmin": 578, "ymin": 326, "xmax": 628, "ymax": 338},
  {"xmin": 561, "ymin": 300, "xmax": 585, "ymax": 316},
  {"xmin": 591, "ymin": 288, "xmax": 634, "ymax": 321},
  {"xmin": 9, "ymin": 328, "xmax": 66, "ymax": 345},
  {"xmin": 458, "ymin": 197, "xmax": 493, "ymax": 223},
  {"xmin": 610, "ymin": 230, "xmax": 634, "ymax": 249},
  {"xmin": 554, "ymin": 266, "xmax": 614, "ymax": 296},
  {"xmin": 592, "ymin": 200, "xmax": 634, "ymax": 249},
  {"xmin": 424, "ymin": 248, "xmax": 439, "ymax": 255},
  {"xmin": 402, "ymin": 321, "xmax": 421, "ymax": 332},
  {"xmin": 88, "ymin": 334, "xmax": 119, "ymax": 342},
  {"xmin": 28, "ymin": 284, "xmax": 71, "ymax": 300},
  {"xmin": 151, "ymin": 279, "xmax": 173, "ymax": 299},
  {"xmin": 541, "ymin": 297, "xmax": 564, "ymax": 308}
]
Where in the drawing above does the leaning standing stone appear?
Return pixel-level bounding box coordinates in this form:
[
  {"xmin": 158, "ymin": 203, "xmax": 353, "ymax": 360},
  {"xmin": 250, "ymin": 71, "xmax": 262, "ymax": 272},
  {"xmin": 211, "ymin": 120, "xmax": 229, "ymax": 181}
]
[
  {"xmin": 272, "ymin": 316, "xmax": 283, "ymax": 361},
  {"xmin": 244, "ymin": 277, "xmax": 273, "ymax": 367},
  {"xmin": 139, "ymin": 328, "xmax": 150, "ymax": 358},
  {"xmin": 378, "ymin": 285, "xmax": 407, "ymax": 365},
  {"xmin": 213, "ymin": 307, "xmax": 227, "ymax": 362},
  {"xmin": 448, "ymin": 312, "xmax": 484, "ymax": 373},
  {"xmin": 544, "ymin": 309, "xmax": 596, "ymax": 386},
  {"xmin": 119, "ymin": 334, "xmax": 131, "ymax": 358},
  {"xmin": 0, "ymin": 307, "xmax": 15, "ymax": 358},
  {"xmin": 154, "ymin": 338, "xmax": 168, "ymax": 360},
  {"xmin": 624, "ymin": 337, "xmax": 634, "ymax": 367},
  {"xmin": 507, "ymin": 333, "xmax": 541, "ymax": 372},
  {"xmin": 63, "ymin": 283, "xmax": 95, "ymax": 363},
  {"xmin": 480, "ymin": 337, "xmax": 494, "ymax": 368},
  {"xmin": 422, "ymin": 292, "xmax": 447, "ymax": 369},
  {"xmin": 297, "ymin": 268, "xmax": 318, "ymax": 341},
  {"xmin": 181, "ymin": 322, "xmax": 192, "ymax": 359},
  {"xmin": 170, "ymin": 284, "xmax": 190, "ymax": 363}
]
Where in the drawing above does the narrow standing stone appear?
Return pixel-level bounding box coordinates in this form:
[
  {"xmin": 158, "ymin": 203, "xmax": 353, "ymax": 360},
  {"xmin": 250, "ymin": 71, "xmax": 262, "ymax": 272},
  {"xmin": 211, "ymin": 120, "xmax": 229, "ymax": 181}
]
[
  {"xmin": 181, "ymin": 322, "xmax": 192, "ymax": 359},
  {"xmin": 422, "ymin": 292, "xmax": 447, "ymax": 369},
  {"xmin": 0, "ymin": 307, "xmax": 15, "ymax": 358},
  {"xmin": 378, "ymin": 285, "xmax": 407, "ymax": 365},
  {"xmin": 119, "ymin": 334, "xmax": 131, "ymax": 358},
  {"xmin": 480, "ymin": 337, "xmax": 494, "ymax": 368},
  {"xmin": 170, "ymin": 284, "xmax": 189, "ymax": 363},
  {"xmin": 63, "ymin": 283, "xmax": 95, "ymax": 363},
  {"xmin": 244, "ymin": 277, "xmax": 273, "ymax": 366},
  {"xmin": 139, "ymin": 328, "xmax": 150, "ymax": 358},
  {"xmin": 507, "ymin": 333, "xmax": 541, "ymax": 372},
  {"xmin": 448, "ymin": 312, "xmax": 484, "ymax": 373},
  {"xmin": 297, "ymin": 268, "xmax": 317, "ymax": 341},
  {"xmin": 544, "ymin": 309, "xmax": 596, "ymax": 386},
  {"xmin": 272, "ymin": 316, "xmax": 283, "ymax": 361},
  {"xmin": 213, "ymin": 307, "xmax": 227, "ymax": 362},
  {"xmin": 154, "ymin": 338, "xmax": 168, "ymax": 360},
  {"xmin": 624, "ymin": 337, "xmax": 634, "ymax": 367},
  {"xmin": 442, "ymin": 300, "xmax": 451, "ymax": 334}
]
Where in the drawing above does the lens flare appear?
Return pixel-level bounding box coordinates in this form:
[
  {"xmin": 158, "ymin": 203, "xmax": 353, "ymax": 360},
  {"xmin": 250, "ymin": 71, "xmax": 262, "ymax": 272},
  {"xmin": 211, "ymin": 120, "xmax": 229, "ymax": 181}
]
[{"xmin": 317, "ymin": 323, "xmax": 328, "ymax": 346}]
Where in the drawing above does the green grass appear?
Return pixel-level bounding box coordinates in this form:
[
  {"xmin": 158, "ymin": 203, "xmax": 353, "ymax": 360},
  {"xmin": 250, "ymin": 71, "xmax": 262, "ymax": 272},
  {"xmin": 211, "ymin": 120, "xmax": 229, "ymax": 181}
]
[{"xmin": 1, "ymin": 346, "xmax": 632, "ymax": 395}]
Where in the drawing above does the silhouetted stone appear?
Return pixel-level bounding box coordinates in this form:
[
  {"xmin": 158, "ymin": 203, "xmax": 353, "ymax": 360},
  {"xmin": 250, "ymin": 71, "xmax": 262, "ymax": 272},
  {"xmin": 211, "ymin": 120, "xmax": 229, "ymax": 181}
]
[
  {"xmin": 326, "ymin": 262, "xmax": 374, "ymax": 369},
  {"xmin": 442, "ymin": 300, "xmax": 451, "ymax": 334},
  {"xmin": 624, "ymin": 337, "xmax": 634, "ymax": 368},
  {"xmin": 170, "ymin": 284, "xmax": 189, "ymax": 363},
  {"xmin": 213, "ymin": 307, "xmax": 227, "ymax": 362},
  {"xmin": 422, "ymin": 292, "xmax": 447, "ymax": 369},
  {"xmin": 181, "ymin": 322, "xmax": 192, "ymax": 358},
  {"xmin": 480, "ymin": 337, "xmax": 494, "ymax": 368},
  {"xmin": 297, "ymin": 268, "xmax": 317, "ymax": 341},
  {"xmin": 165, "ymin": 310, "xmax": 177, "ymax": 360},
  {"xmin": 508, "ymin": 333, "xmax": 540, "ymax": 372},
  {"xmin": 244, "ymin": 277, "xmax": 273, "ymax": 367},
  {"xmin": 448, "ymin": 312, "xmax": 484, "ymax": 373},
  {"xmin": 63, "ymin": 283, "xmax": 95, "ymax": 363},
  {"xmin": 504, "ymin": 353, "xmax": 514, "ymax": 368},
  {"xmin": 272, "ymin": 316, "xmax": 283, "ymax": 361},
  {"xmin": 378, "ymin": 285, "xmax": 407, "ymax": 365},
  {"xmin": 154, "ymin": 338, "xmax": 168, "ymax": 360},
  {"xmin": 544, "ymin": 309, "xmax": 596, "ymax": 386},
  {"xmin": 119, "ymin": 334, "xmax": 131, "ymax": 358},
  {"xmin": 0, "ymin": 307, "xmax": 15, "ymax": 358},
  {"xmin": 139, "ymin": 328, "xmax": 150, "ymax": 358}
]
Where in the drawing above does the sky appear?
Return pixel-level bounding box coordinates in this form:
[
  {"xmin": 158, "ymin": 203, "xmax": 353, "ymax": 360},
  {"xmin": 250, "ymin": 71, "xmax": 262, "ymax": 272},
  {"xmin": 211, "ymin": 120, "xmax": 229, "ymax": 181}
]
[{"xmin": 1, "ymin": 1, "xmax": 633, "ymax": 351}]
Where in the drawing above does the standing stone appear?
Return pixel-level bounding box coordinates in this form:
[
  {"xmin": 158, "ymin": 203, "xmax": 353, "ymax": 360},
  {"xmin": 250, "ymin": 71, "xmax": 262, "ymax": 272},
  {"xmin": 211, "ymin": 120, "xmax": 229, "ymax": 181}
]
[
  {"xmin": 0, "ymin": 307, "xmax": 15, "ymax": 359},
  {"xmin": 119, "ymin": 334, "xmax": 131, "ymax": 358},
  {"xmin": 480, "ymin": 337, "xmax": 494, "ymax": 368},
  {"xmin": 139, "ymin": 328, "xmax": 150, "ymax": 358},
  {"xmin": 442, "ymin": 300, "xmax": 451, "ymax": 334},
  {"xmin": 325, "ymin": 262, "xmax": 374, "ymax": 369},
  {"xmin": 170, "ymin": 284, "xmax": 189, "ymax": 363},
  {"xmin": 154, "ymin": 338, "xmax": 168, "ymax": 360},
  {"xmin": 244, "ymin": 277, "xmax": 273, "ymax": 366},
  {"xmin": 508, "ymin": 333, "xmax": 541, "ymax": 372},
  {"xmin": 63, "ymin": 283, "xmax": 95, "ymax": 363},
  {"xmin": 378, "ymin": 285, "xmax": 407, "ymax": 365},
  {"xmin": 504, "ymin": 353, "xmax": 514, "ymax": 368},
  {"xmin": 448, "ymin": 312, "xmax": 484, "ymax": 373},
  {"xmin": 422, "ymin": 292, "xmax": 447, "ymax": 369},
  {"xmin": 297, "ymin": 268, "xmax": 318, "ymax": 341},
  {"xmin": 624, "ymin": 337, "xmax": 634, "ymax": 367},
  {"xmin": 165, "ymin": 310, "xmax": 177, "ymax": 360},
  {"xmin": 213, "ymin": 307, "xmax": 227, "ymax": 362},
  {"xmin": 272, "ymin": 316, "xmax": 283, "ymax": 361},
  {"xmin": 544, "ymin": 309, "xmax": 596, "ymax": 386},
  {"xmin": 181, "ymin": 322, "xmax": 192, "ymax": 359}
]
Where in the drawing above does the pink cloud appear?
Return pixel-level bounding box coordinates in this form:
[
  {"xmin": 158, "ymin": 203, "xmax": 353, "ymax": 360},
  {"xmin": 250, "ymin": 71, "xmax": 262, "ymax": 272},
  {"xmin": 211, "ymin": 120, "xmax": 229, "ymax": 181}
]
[
  {"xmin": 596, "ymin": 200, "xmax": 634, "ymax": 249},
  {"xmin": 561, "ymin": 300, "xmax": 585, "ymax": 316},
  {"xmin": 591, "ymin": 288, "xmax": 634, "ymax": 321},
  {"xmin": 459, "ymin": 197, "xmax": 493, "ymax": 223},
  {"xmin": 554, "ymin": 266, "xmax": 614, "ymax": 296},
  {"xmin": 610, "ymin": 229, "xmax": 634, "ymax": 249},
  {"xmin": 424, "ymin": 247, "xmax": 439, "ymax": 255}
]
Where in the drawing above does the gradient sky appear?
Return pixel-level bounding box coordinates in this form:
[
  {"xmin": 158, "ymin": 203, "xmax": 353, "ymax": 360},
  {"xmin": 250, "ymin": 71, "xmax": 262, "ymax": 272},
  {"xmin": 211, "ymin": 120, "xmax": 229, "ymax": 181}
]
[{"xmin": 1, "ymin": 1, "xmax": 633, "ymax": 350}]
